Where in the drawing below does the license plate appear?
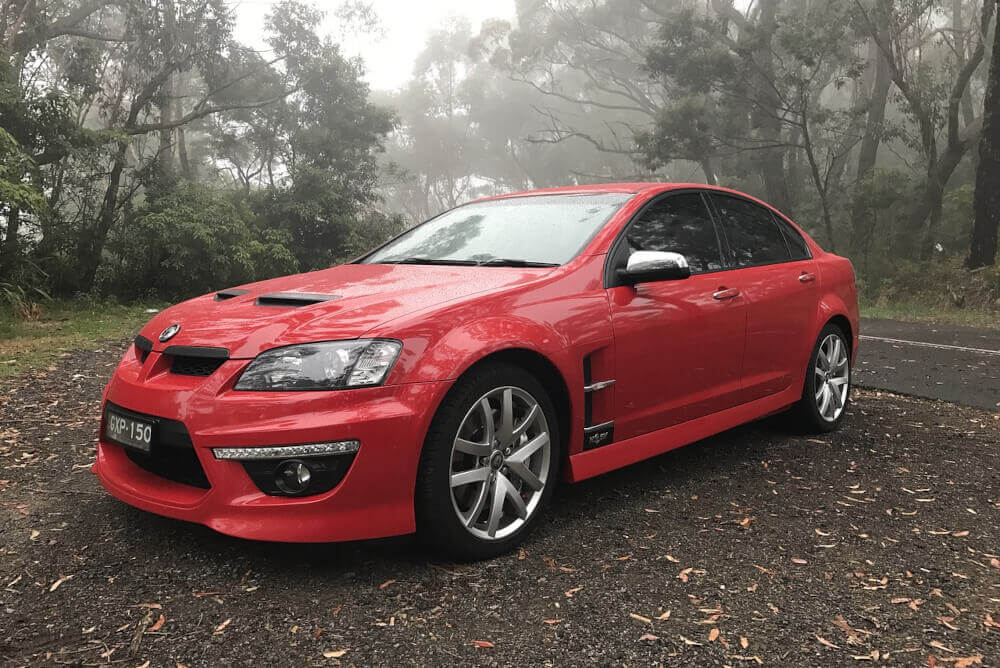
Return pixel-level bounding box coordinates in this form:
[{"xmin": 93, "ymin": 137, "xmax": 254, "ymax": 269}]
[{"xmin": 104, "ymin": 407, "xmax": 155, "ymax": 454}]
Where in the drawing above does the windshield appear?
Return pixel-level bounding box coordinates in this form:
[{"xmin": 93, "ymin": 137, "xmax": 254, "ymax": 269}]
[{"xmin": 362, "ymin": 193, "xmax": 633, "ymax": 266}]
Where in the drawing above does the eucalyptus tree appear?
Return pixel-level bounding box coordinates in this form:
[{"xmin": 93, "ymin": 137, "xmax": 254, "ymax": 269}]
[{"xmin": 969, "ymin": 0, "xmax": 1000, "ymax": 268}]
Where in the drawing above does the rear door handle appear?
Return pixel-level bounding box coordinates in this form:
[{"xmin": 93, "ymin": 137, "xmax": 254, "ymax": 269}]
[
  {"xmin": 713, "ymin": 287, "xmax": 741, "ymax": 300},
  {"xmin": 798, "ymin": 272, "xmax": 816, "ymax": 283}
]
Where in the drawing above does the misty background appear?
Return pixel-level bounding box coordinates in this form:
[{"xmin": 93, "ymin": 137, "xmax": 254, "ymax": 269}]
[{"xmin": 2, "ymin": 0, "xmax": 999, "ymax": 319}]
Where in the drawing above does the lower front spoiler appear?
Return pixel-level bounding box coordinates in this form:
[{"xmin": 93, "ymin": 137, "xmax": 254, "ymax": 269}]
[{"xmin": 92, "ymin": 381, "xmax": 450, "ymax": 543}]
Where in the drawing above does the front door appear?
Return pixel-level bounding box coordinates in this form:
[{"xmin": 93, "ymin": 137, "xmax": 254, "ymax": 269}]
[{"xmin": 608, "ymin": 191, "xmax": 747, "ymax": 442}]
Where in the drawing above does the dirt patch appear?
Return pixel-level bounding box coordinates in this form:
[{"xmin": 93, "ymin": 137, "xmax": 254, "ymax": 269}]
[{"xmin": 1, "ymin": 340, "xmax": 999, "ymax": 666}]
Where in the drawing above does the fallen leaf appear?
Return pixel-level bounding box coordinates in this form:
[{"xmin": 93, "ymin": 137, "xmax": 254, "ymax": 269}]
[
  {"xmin": 951, "ymin": 656, "xmax": 983, "ymax": 668},
  {"xmin": 517, "ymin": 548, "xmax": 527, "ymax": 560},
  {"xmin": 639, "ymin": 633, "xmax": 658, "ymax": 642},
  {"xmin": 137, "ymin": 603, "xmax": 162, "ymax": 609},
  {"xmin": 656, "ymin": 610, "xmax": 671, "ymax": 620},
  {"xmin": 952, "ymin": 531, "xmax": 969, "ymax": 537},
  {"xmin": 816, "ymin": 635, "xmax": 839, "ymax": 649},
  {"xmin": 149, "ymin": 615, "xmax": 165, "ymax": 632},
  {"xmin": 989, "ymin": 558, "xmax": 1000, "ymax": 570},
  {"xmin": 678, "ymin": 567, "xmax": 693, "ymax": 583},
  {"xmin": 709, "ymin": 628, "xmax": 720, "ymax": 642},
  {"xmin": 29, "ymin": 529, "xmax": 39, "ymax": 541},
  {"xmin": 664, "ymin": 554, "xmax": 680, "ymax": 563},
  {"xmin": 543, "ymin": 619, "xmax": 562, "ymax": 625},
  {"xmin": 136, "ymin": 662, "xmax": 150, "ymax": 668},
  {"xmin": 740, "ymin": 636, "xmax": 749, "ymax": 649},
  {"xmin": 214, "ymin": 618, "xmax": 231, "ymax": 635},
  {"xmin": 322, "ymin": 649, "xmax": 348, "ymax": 659},
  {"xmin": 629, "ymin": 613, "xmax": 651, "ymax": 624},
  {"xmin": 49, "ymin": 575, "xmax": 73, "ymax": 592},
  {"xmin": 471, "ymin": 640, "xmax": 494, "ymax": 648},
  {"xmin": 985, "ymin": 614, "xmax": 1000, "ymax": 629},
  {"xmin": 565, "ymin": 586, "xmax": 582, "ymax": 598},
  {"xmin": 680, "ymin": 634, "xmax": 703, "ymax": 646},
  {"xmin": 378, "ymin": 579, "xmax": 395, "ymax": 590},
  {"xmin": 791, "ymin": 558, "xmax": 808, "ymax": 565}
]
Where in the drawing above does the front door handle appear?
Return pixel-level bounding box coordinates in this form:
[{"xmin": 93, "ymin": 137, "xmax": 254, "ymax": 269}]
[
  {"xmin": 798, "ymin": 272, "xmax": 816, "ymax": 283},
  {"xmin": 713, "ymin": 287, "xmax": 741, "ymax": 300}
]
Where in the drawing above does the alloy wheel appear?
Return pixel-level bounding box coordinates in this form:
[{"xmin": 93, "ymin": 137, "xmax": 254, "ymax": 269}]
[
  {"xmin": 448, "ymin": 386, "xmax": 551, "ymax": 541},
  {"xmin": 814, "ymin": 333, "xmax": 850, "ymax": 422}
]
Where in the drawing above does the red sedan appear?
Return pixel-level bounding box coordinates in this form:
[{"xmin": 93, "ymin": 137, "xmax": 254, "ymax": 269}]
[{"xmin": 94, "ymin": 183, "xmax": 858, "ymax": 559}]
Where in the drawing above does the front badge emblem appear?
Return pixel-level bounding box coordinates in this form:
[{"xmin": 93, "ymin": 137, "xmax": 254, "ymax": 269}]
[{"xmin": 159, "ymin": 323, "xmax": 181, "ymax": 342}]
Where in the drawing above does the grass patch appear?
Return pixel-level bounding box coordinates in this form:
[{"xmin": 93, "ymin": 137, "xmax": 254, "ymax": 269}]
[
  {"xmin": 861, "ymin": 299, "xmax": 999, "ymax": 329},
  {"xmin": 0, "ymin": 300, "xmax": 161, "ymax": 378}
]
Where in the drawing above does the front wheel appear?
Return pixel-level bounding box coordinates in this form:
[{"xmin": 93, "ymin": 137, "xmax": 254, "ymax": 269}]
[
  {"xmin": 415, "ymin": 363, "xmax": 560, "ymax": 561},
  {"xmin": 791, "ymin": 324, "xmax": 852, "ymax": 432}
]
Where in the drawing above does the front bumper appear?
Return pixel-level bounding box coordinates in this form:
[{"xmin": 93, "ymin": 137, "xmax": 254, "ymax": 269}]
[{"xmin": 93, "ymin": 349, "xmax": 450, "ymax": 542}]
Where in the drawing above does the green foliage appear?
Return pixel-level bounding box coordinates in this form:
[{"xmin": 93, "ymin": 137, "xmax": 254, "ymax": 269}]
[
  {"xmin": 101, "ymin": 182, "xmax": 297, "ymax": 299},
  {"xmin": 0, "ymin": 128, "xmax": 44, "ymax": 213}
]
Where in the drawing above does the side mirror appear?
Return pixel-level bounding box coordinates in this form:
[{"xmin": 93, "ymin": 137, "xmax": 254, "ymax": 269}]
[{"xmin": 616, "ymin": 251, "xmax": 691, "ymax": 285}]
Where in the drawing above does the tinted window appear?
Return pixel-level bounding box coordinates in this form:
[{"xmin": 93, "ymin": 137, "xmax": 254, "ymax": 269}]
[
  {"xmin": 625, "ymin": 193, "xmax": 722, "ymax": 274},
  {"xmin": 772, "ymin": 214, "xmax": 811, "ymax": 260},
  {"xmin": 711, "ymin": 195, "xmax": 790, "ymax": 267},
  {"xmin": 364, "ymin": 193, "xmax": 632, "ymax": 266}
]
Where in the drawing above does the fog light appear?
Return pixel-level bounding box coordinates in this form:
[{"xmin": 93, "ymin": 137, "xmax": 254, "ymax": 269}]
[{"xmin": 275, "ymin": 460, "xmax": 311, "ymax": 494}]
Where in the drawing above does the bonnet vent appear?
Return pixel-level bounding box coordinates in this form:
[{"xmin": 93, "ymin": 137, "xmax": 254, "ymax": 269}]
[
  {"xmin": 215, "ymin": 289, "xmax": 249, "ymax": 301},
  {"xmin": 255, "ymin": 292, "xmax": 340, "ymax": 308}
]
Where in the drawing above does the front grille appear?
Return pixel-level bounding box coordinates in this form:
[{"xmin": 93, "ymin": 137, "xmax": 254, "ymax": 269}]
[
  {"xmin": 170, "ymin": 355, "xmax": 227, "ymax": 376},
  {"xmin": 106, "ymin": 402, "xmax": 211, "ymax": 489}
]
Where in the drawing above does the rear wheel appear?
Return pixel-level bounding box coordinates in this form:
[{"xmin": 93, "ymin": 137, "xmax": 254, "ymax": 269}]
[
  {"xmin": 415, "ymin": 363, "xmax": 560, "ymax": 560},
  {"xmin": 791, "ymin": 323, "xmax": 851, "ymax": 432}
]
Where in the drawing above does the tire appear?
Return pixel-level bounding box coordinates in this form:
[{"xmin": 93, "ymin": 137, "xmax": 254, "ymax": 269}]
[
  {"xmin": 415, "ymin": 362, "xmax": 561, "ymax": 561},
  {"xmin": 790, "ymin": 323, "xmax": 852, "ymax": 432}
]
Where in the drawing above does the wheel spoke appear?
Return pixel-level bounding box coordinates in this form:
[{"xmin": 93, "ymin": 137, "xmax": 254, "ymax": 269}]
[
  {"xmin": 486, "ymin": 477, "xmax": 505, "ymax": 537},
  {"xmin": 454, "ymin": 437, "xmax": 490, "ymax": 457},
  {"xmin": 497, "ymin": 388, "xmax": 514, "ymax": 445},
  {"xmin": 479, "ymin": 397, "xmax": 495, "ymax": 444},
  {"xmin": 512, "ymin": 403, "xmax": 539, "ymax": 441},
  {"xmin": 497, "ymin": 473, "xmax": 527, "ymax": 520},
  {"xmin": 507, "ymin": 432, "xmax": 549, "ymax": 466},
  {"xmin": 818, "ymin": 384, "xmax": 831, "ymax": 417},
  {"xmin": 830, "ymin": 385, "xmax": 843, "ymax": 410},
  {"xmin": 830, "ymin": 376, "xmax": 848, "ymax": 388},
  {"xmin": 507, "ymin": 458, "xmax": 543, "ymax": 491},
  {"xmin": 832, "ymin": 338, "xmax": 843, "ymax": 367},
  {"xmin": 450, "ymin": 466, "xmax": 489, "ymax": 488},
  {"xmin": 817, "ymin": 348, "xmax": 830, "ymax": 371},
  {"xmin": 462, "ymin": 479, "xmax": 490, "ymax": 527}
]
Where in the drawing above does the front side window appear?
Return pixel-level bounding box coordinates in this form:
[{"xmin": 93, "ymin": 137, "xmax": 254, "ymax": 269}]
[
  {"xmin": 710, "ymin": 195, "xmax": 790, "ymax": 267},
  {"xmin": 363, "ymin": 193, "xmax": 633, "ymax": 266},
  {"xmin": 625, "ymin": 192, "xmax": 723, "ymax": 274}
]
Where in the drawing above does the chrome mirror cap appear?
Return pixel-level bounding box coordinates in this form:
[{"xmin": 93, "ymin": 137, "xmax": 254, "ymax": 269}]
[{"xmin": 618, "ymin": 251, "xmax": 691, "ymax": 284}]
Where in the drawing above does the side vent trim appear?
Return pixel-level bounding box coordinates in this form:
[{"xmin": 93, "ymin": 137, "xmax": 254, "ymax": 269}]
[
  {"xmin": 584, "ymin": 379, "xmax": 615, "ymax": 392},
  {"xmin": 255, "ymin": 292, "xmax": 340, "ymax": 308}
]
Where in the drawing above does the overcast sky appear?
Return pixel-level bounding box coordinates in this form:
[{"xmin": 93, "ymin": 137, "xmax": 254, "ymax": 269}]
[{"xmin": 232, "ymin": 0, "xmax": 516, "ymax": 91}]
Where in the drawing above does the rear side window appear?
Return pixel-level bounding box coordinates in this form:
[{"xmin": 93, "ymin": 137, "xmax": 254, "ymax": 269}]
[
  {"xmin": 772, "ymin": 214, "xmax": 811, "ymax": 260},
  {"xmin": 625, "ymin": 193, "xmax": 723, "ymax": 274},
  {"xmin": 711, "ymin": 195, "xmax": 790, "ymax": 267}
]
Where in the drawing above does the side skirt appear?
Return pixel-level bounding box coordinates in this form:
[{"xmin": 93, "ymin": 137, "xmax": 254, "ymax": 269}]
[{"xmin": 564, "ymin": 386, "xmax": 800, "ymax": 482}]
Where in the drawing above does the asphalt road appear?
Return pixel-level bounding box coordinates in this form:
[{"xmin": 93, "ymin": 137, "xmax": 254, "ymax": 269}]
[
  {"xmin": 1, "ymin": 328, "xmax": 999, "ymax": 666},
  {"xmin": 855, "ymin": 318, "xmax": 999, "ymax": 411}
]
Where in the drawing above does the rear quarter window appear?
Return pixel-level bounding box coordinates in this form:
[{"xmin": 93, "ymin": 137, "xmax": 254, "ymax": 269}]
[{"xmin": 771, "ymin": 214, "xmax": 812, "ymax": 261}]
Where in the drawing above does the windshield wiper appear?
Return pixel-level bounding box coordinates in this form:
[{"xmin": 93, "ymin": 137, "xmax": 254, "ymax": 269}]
[
  {"xmin": 477, "ymin": 258, "xmax": 560, "ymax": 268},
  {"xmin": 390, "ymin": 257, "xmax": 481, "ymax": 266}
]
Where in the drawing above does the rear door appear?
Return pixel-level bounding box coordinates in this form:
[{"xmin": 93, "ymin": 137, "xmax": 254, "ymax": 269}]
[
  {"xmin": 708, "ymin": 194, "xmax": 819, "ymax": 402},
  {"xmin": 607, "ymin": 191, "xmax": 748, "ymax": 441}
]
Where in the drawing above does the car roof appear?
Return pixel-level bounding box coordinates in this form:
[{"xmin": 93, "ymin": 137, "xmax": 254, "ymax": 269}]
[{"xmin": 472, "ymin": 182, "xmax": 767, "ymax": 201}]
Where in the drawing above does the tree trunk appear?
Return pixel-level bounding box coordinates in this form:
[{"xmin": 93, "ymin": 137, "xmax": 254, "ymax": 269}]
[
  {"xmin": 969, "ymin": 1, "xmax": 1000, "ymax": 269},
  {"xmin": 77, "ymin": 141, "xmax": 127, "ymax": 291},
  {"xmin": 699, "ymin": 158, "xmax": 718, "ymax": 185},
  {"xmin": 850, "ymin": 30, "xmax": 892, "ymax": 252},
  {"xmin": 1, "ymin": 206, "xmax": 20, "ymax": 270},
  {"xmin": 752, "ymin": 0, "xmax": 793, "ymax": 214}
]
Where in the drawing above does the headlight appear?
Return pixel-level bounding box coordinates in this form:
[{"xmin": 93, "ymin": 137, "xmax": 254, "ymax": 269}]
[{"xmin": 234, "ymin": 339, "xmax": 402, "ymax": 391}]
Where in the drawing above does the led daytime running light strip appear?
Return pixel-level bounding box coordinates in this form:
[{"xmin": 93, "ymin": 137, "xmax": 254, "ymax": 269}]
[{"xmin": 212, "ymin": 440, "xmax": 360, "ymax": 460}]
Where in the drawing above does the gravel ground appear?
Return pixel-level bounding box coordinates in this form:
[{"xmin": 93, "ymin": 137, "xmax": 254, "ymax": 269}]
[{"xmin": 1, "ymin": 341, "xmax": 999, "ymax": 666}]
